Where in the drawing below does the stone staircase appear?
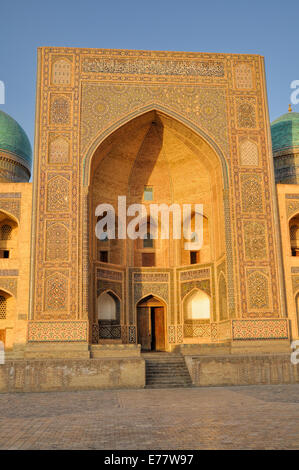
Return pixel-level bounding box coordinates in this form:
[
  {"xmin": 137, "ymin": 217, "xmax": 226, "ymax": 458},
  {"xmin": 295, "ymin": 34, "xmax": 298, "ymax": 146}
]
[{"xmin": 143, "ymin": 353, "xmax": 193, "ymax": 388}]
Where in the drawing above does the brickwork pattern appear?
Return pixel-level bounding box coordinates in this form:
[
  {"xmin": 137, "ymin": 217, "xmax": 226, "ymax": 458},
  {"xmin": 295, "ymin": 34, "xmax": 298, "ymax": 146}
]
[{"xmin": 0, "ymin": 386, "xmax": 298, "ymax": 449}]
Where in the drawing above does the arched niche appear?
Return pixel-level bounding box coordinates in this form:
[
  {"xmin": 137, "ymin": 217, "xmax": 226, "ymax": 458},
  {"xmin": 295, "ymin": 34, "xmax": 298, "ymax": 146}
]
[
  {"xmin": 97, "ymin": 291, "xmax": 120, "ymax": 324},
  {"xmin": 0, "ymin": 211, "xmax": 18, "ymax": 259},
  {"xmin": 289, "ymin": 213, "xmax": 299, "ymax": 256},
  {"xmin": 0, "ymin": 289, "xmax": 16, "ymax": 349},
  {"xmin": 183, "ymin": 289, "xmax": 211, "ymax": 321}
]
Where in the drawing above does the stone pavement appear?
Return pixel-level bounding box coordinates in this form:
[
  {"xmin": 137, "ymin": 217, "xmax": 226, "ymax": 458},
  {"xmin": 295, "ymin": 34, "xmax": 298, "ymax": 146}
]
[{"xmin": 0, "ymin": 384, "xmax": 298, "ymax": 450}]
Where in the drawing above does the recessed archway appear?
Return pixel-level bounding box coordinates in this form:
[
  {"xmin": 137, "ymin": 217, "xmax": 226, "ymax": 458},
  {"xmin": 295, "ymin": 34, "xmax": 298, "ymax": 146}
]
[
  {"xmin": 0, "ymin": 288, "xmax": 15, "ymax": 349},
  {"xmin": 89, "ymin": 110, "xmax": 227, "ymax": 268},
  {"xmin": 137, "ymin": 295, "xmax": 166, "ymax": 352},
  {"xmin": 84, "ymin": 108, "xmax": 235, "ymax": 341},
  {"xmin": 289, "ymin": 213, "xmax": 299, "ymax": 256},
  {"xmin": 0, "ymin": 210, "xmax": 18, "ymax": 259}
]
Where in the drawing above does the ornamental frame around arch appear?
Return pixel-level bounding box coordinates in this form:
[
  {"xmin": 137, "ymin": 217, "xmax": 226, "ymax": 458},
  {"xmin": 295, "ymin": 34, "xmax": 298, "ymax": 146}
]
[{"xmin": 135, "ymin": 292, "xmax": 167, "ymax": 310}]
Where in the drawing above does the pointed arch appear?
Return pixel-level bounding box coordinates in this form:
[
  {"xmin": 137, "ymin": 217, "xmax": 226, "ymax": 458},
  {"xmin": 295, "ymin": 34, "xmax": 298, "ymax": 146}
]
[
  {"xmin": 83, "ymin": 105, "xmax": 236, "ymax": 319},
  {"xmin": 183, "ymin": 287, "xmax": 211, "ymax": 320},
  {"xmin": 82, "ymin": 104, "xmax": 229, "ymax": 188},
  {"xmin": 0, "ymin": 208, "xmax": 20, "ymax": 226},
  {"xmin": 0, "ymin": 287, "xmax": 15, "ymax": 299},
  {"xmin": 135, "ymin": 293, "xmax": 167, "ymax": 309},
  {"xmin": 0, "ymin": 288, "xmax": 15, "ymax": 323},
  {"xmin": 97, "ymin": 290, "xmax": 120, "ymax": 323}
]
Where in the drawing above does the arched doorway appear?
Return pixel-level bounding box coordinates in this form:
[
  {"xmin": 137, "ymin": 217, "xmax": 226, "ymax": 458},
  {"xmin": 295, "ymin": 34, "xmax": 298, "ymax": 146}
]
[{"xmin": 137, "ymin": 295, "xmax": 166, "ymax": 351}]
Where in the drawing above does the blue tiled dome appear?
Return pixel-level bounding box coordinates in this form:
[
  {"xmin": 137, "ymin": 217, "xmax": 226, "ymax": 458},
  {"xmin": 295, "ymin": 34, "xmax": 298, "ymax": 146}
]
[
  {"xmin": 271, "ymin": 112, "xmax": 299, "ymax": 153},
  {"xmin": 0, "ymin": 110, "xmax": 32, "ymax": 168}
]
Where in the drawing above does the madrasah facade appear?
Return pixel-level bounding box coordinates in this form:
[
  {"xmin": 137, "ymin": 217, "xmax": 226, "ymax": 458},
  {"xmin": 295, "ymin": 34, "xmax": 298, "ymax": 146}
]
[{"xmin": 0, "ymin": 47, "xmax": 299, "ymax": 391}]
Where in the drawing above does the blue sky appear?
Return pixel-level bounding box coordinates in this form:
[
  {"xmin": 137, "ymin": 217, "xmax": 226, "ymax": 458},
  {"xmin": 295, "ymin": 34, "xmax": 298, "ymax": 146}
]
[{"xmin": 0, "ymin": 0, "xmax": 298, "ymax": 148}]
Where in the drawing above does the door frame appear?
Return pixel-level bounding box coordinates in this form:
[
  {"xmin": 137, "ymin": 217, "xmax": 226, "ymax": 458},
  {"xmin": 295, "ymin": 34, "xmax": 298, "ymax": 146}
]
[{"xmin": 136, "ymin": 295, "xmax": 168, "ymax": 351}]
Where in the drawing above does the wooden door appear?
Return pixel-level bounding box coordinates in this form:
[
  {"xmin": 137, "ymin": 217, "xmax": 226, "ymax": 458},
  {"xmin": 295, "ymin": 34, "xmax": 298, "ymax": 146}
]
[
  {"xmin": 154, "ymin": 307, "xmax": 165, "ymax": 351},
  {"xmin": 0, "ymin": 329, "xmax": 5, "ymax": 347},
  {"xmin": 137, "ymin": 307, "xmax": 151, "ymax": 351}
]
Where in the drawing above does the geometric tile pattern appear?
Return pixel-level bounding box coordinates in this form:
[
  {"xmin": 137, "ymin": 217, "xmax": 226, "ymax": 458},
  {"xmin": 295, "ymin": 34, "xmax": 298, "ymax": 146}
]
[
  {"xmin": 28, "ymin": 321, "xmax": 88, "ymax": 342},
  {"xmin": 232, "ymin": 319, "xmax": 288, "ymax": 340}
]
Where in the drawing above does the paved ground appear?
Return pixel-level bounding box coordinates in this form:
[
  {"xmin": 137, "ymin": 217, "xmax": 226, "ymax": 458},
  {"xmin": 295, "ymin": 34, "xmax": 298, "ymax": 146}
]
[{"xmin": 0, "ymin": 384, "xmax": 298, "ymax": 449}]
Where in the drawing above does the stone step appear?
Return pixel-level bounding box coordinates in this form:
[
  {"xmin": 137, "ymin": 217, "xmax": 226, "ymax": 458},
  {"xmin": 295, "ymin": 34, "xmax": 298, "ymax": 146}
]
[
  {"xmin": 146, "ymin": 366, "xmax": 188, "ymax": 371},
  {"xmin": 146, "ymin": 371, "xmax": 189, "ymax": 377},
  {"xmin": 146, "ymin": 363, "xmax": 187, "ymax": 367},
  {"xmin": 146, "ymin": 384, "xmax": 192, "ymax": 389},
  {"xmin": 145, "ymin": 361, "xmax": 188, "ymax": 366},
  {"xmin": 143, "ymin": 353, "xmax": 192, "ymax": 389},
  {"xmin": 146, "ymin": 369, "xmax": 190, "ymax": 373},
  {"xmin": 146, "ymin": 362, "xmax": 187, "ymax": 366},
  {"xmin": 147, "ymin": 368, "xmax": 187, "ymax": 371},
  {"xmin": 146, "ymin": 376, "xmax": 191, "ymax": 381}
]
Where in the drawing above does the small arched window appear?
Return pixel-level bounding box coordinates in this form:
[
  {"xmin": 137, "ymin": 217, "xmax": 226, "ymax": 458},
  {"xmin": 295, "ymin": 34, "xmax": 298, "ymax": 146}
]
[
  {"xmin": 184, "ymin": 289, "xmax": 210, "ymax": 320},
  {"xmin": 97, "ymin": 291, "xmax": 120, "ymax": 324},
  {"xmin": 289, "ymin": 215, "xmax": 299, "ymax": 256},
  {"xmin": 0, "ymin": 224, "xmax": 12, "ymax": 240},
  {"xmin": 0, "ymin": 295, "xmax": 7, "ymax": 319}
]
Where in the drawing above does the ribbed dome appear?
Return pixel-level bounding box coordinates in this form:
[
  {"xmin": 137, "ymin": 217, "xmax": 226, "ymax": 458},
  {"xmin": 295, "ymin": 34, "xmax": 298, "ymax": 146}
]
[
  {"xmin": 271, "ymin": 112, "xmax": 299, "ymax": 153},
  {"xmin": 0, "ymin": 110, "xmax": 32, "ymax": 168}
]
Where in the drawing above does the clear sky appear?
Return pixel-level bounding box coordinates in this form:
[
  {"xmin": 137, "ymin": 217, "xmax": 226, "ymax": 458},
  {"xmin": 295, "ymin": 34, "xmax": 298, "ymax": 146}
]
[{"xmin": 0, "ymin": 0, "xmax": 298, "ymax": 148}]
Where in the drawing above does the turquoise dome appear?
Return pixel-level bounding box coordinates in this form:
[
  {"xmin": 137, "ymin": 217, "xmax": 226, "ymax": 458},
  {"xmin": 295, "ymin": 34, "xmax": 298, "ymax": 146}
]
[
  {"xmin": 0, "ymin": 110, "xmax": 32, "ymax": 167},
  {"xmin": 271, "ymin": 112, "xmax": 299, "ymax": 153}
]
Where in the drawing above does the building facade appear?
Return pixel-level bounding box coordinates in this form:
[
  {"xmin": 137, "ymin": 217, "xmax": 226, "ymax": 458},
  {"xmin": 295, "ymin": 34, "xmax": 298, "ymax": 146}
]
[{"xmin": 0, "ymin": 47, "xmax": 298, "ymax": 361}]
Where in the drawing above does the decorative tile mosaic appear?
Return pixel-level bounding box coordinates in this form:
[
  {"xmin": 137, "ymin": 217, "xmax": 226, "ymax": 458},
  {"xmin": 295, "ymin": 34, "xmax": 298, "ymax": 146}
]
[
  {"xmin": 232, "ymin": 319, "xmax": 288, "ymax": 340},
  {"xmin": 28, "ymin": 321, "xmax": 88, "ymax": 342}
]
